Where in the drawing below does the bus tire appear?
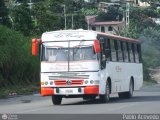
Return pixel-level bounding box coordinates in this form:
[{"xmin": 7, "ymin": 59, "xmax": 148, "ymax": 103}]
[
  {"xmin": 52, "ymin": 95, "xmax": 62, "ymax": 105},
  {"xmin": 118, "ymin": 80, "xmax": 134, "ymax": 99},
  {"xmin": 83, "ymin": 95, "xmax": 96, "ymax": 101},
  {"xmin": 126, "ymin": 80, "xmax": 134, "ymax": 98},
  {"xmin": 100, "ymin": 80, "xmax": 110, "ymax": 103}
]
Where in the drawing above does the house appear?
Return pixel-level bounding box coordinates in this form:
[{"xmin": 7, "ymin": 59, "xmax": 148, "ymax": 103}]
[
  {"xmin": 100, "ymin": 0, "xmax": 150, "ymax": 7},
  {"xmin": 86, "ymin": 16, "xmax": 125, "ymax": 35},
  {"xmin": 152, "ymin": 18, "xmax": 160, "ymax": 25},
  {"xmin": 125, "ymin": 0, "xmax": 150, "ymax": 7},
  {"xmin": 84, "ymin": 0, "xmax": 98, "ymax": 3}
]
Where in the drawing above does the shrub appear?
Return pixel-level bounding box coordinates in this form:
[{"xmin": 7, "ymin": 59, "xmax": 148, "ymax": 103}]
[{"xmin": 0, "ymin": 25, "xmax": 39, "ymax": 88}]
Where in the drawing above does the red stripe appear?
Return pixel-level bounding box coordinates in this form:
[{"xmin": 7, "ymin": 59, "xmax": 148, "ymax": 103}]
[{"xmin": 84, "ymin": 86, "xmax": 99, "ymax": 94}]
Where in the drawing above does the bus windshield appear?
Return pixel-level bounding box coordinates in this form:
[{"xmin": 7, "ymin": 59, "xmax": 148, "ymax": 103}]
[{"xmin": 42, "ymin": 42, "xmax": 97, "ymax": 62}]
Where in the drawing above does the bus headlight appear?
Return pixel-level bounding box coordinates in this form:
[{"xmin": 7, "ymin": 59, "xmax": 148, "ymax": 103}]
[
  {"xmin": 45, "ymin": 81, "xmax": 48, "ymax": 85},
  {"xmin": 85, "ymin": 80, "xmax": 88, "ymax": 84},
  {"xmin": 90, "ymin": 80, "xmax": 99, "ymax": 84},
  {"xmin": 90, "ymin": 80, "xmax": 94, "ymax": 84},
  {"xmin": 50, "ymin": 81, "xmax": 53, "ymax": 85}
]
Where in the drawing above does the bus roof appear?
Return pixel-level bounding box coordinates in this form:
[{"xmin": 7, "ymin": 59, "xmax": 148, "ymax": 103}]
[
  {"xmin": 97, "ymin": 32, "xmax": 140, "ymax": 43},
  {"xmin": 42, "ymin": 29, "xmax": 140, "ymax": 43}
]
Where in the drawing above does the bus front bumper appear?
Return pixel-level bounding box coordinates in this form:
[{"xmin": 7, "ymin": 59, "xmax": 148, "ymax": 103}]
[{"xmin": 41, "ymin": 86, "xmax": 99, "ymax": 96}]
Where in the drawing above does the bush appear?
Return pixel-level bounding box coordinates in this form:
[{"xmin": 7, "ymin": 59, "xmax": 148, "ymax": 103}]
[{"xmin": 0, "ymin": 25, "xmax": 39, "ymax": 88}]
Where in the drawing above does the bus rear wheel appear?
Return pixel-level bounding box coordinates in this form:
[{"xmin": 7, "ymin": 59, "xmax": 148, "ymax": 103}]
[
  {"xmin": 118, "ymin": 80, "xmax": 134, "ymax": 99},
  {"xmin": 100, "ymin": 80, "xmax": 110, "ymax": 103},
  {"xmin": 52, "ymin": 95, "xmax": 62, "ymax": 105}
]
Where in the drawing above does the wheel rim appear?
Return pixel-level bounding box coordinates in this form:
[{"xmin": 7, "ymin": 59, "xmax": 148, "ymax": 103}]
[{"xmin": 130, "ymin": 82, "xmax": 133, "ymax": 95}]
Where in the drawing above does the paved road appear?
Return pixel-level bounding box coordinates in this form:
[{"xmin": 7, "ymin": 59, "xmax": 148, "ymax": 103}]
[{"xmin": 0, "ymin": 84, "xmax": 160, "ymax": 114}]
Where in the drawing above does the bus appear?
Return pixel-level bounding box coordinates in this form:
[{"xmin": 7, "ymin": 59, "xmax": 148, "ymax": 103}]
[{"xmin": 32, "ymin": 29, "xmax": 143, "ymax": 105}]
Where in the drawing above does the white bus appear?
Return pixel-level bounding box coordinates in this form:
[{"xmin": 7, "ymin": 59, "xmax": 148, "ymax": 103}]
[{"xmin": 32, "ymin": 29, "xmax": 143, "ymax": 105}]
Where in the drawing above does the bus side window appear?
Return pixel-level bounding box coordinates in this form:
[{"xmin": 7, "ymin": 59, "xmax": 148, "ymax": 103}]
[
  {"xmin": 105, "ymin": 38, "xmax": 111, "ymax": 61},
  {"xmin": 129, "ymin": 43, "xmax": 134, "ymax": 62},
  {"xmin": 118, "ymin": 41, "xmax": 123, "ymax": 62},
  {"xmin": 98, "ymin": 35, "xmax": 106, "ymax": 69},
  {"xmin": 123, "ymin": 42, "xmax": 127, "ymax": 62},
  {"xmin": 120, "ymin": 41, "xmax": 125, "ymax": 62},
  {"xmin": 131, "ymin": 43, "xmax": 136, "ymax": 62},
  {"xmin": 126, "ymin": 42, "xmax": 130, "ymax": 62},
  {"xmin": 135, "ymin": 44, "xmax": 139, "ymax": 63},
  {"xmin": 111, "ymin": 40, "xmax": 117, "ymax": 62},
  {"xmin": 129, "ymin": 43, "xmax": 134, "ymax": 63},
  {"xmin": 114, "ymin": 40, "xmax": 119, "ymax": 61},
  {"xmin": 137, "ymin": 44, "xmax": 142, "ymax": 63}
]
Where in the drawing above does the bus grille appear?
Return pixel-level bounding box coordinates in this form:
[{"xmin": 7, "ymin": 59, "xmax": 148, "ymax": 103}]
[
  {"xmin": 48, "ymin": 72, "xmax": 89, "ymax": 80},
  {"xmin": 54, "ymin": 80, "xmax": 84, "ymax": 86}
]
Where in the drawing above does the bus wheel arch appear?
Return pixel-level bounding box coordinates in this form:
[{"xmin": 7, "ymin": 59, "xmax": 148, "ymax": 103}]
[
  {"xmin": 107, "ymin": 77, "xmax": 112, "ymax": 94},
  {"xmin": 99, "ymin": 78, "xmax": 110, "ymax": 103},
  {"xmin": 118, "ymin": 77, "xmax": 134, "ymax": 99},
  {"xmin": 130, "ymin": 76, "xmax": 134, "ymax": 91}
]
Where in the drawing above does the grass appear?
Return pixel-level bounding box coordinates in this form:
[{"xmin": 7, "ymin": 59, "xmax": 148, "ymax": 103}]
[
  {"xmin": 143, "ymin": 79, "xmax": 158, "ymax": 86},
  {"xmin": 0, "ymin": 85, "xmax": 40, "ymax": 99}
]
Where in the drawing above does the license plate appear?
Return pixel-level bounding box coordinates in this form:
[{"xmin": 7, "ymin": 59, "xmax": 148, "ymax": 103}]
[{"xmin": 65, "ymin": 89, "xmax": 73, "ymax": 94}]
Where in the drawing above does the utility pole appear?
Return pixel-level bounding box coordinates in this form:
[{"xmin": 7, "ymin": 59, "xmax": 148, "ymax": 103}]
[
  {"xmin": 29, "ymin": 0, "xmax": 32, "ymax": 10},
  {"xmin": 126, "ymin": 2, "xmax": 130, "ymax": 26},
  {"xmin": 72, "ymin": 14, "xmax": 73, "ymax": 29},
  {"xmin": 87, "ymin": 19, "xmax": 89, "ymax": 30},
  {"xmin": 62, "ymin": 4, "xmax": 67, "ymax": 30}
]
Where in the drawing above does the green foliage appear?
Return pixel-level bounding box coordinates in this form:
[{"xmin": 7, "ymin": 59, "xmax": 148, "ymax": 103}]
[
  {"xmin": 140, "ymin": 28, "xmax": 160, "ymax": 80},
  {"xmin": 71, "ymin": 14, "xmax": 87, "ymax": 29},
  {"xmin": 120, "ymin": 22, "xmax": 140, "ymax": 39},
  {"xmin": 32, "ymin": 1, "xmax": 63, "ymax": 34},
  {"xmin": 0, "ymin": 25, "xmax": 39, "ymax": 88},
  {"xmin": 96, "ymin": 5, "xmax": 123, "ymax": 21},
  {"xmin": 0, "ymin": 0, "xmax": 10, "ymax": 26},
  {"xmin": 130, "ymin": 7, "xmax": 157, "ymax": 32},
  {"xmin": 81, "ymin": 8, "xmax": 98, "ymax": 15},
  {"xmin": 10, "ymin": 2, "xmax": 33, "ymax": 36}
]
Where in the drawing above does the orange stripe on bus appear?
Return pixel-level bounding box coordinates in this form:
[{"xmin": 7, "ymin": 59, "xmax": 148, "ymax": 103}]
[
  {"xmin": 41, "ymin": 87, "xmax": 54, "ymax": 96},
  {"xmin": 84, "ymin": 86, "xmax": 99, "ymax": 94}
]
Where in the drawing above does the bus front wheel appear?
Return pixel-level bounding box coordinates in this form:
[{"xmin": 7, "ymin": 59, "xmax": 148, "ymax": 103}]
[
  {"xmin": 52, "ymin": 95, "xmax": 62, "ymax": 105},
  {"xmin": 100, "ymin": 80, "xmax": 110, "ymax": 103}
]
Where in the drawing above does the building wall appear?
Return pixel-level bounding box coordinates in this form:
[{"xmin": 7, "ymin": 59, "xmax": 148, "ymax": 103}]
[
  {"xmin": 138, "ymin": 1, "xmax": 150, "ymax": 7},
  {"xmin": 90, "ymin": 23, "xmax": 125, "ymax": 35}
]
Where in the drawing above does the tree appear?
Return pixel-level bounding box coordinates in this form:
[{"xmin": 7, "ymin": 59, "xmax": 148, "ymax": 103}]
[
  {"xmin": 139, "ymin": 28, "xmax": 160, "ymax": 80},
  {"xmin": 96, "ymin": 5, "xmax": 123, "ymax": 21},
  {"xmin": 10, "ymin": 1, "xmax": 33, "ymax": 36},
  {"xmin": 0, "ymin": 25, "xmax": 39, "ymax": 87},
  {"xmin": 0, "ymin": 0, "xmax": 10, "ymax": 26},
  {"xmin": 32, "ymin": 1, "xmax": 63, "ymax": 34},
  {"xmin": 129, "ymin": 7, "xmax": 157, "ymax": 33}
]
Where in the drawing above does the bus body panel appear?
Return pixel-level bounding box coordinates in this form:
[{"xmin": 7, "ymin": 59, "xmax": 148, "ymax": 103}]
[{"xmin": 105, "ymin": 62, "xmax": 143, "ymax": 93}]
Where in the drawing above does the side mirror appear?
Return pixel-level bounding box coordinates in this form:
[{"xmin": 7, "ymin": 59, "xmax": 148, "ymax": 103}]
[
  {"xmin": 32, "ymin": 38, "xmax": 40, "ymax": 56},
  {"xmin": 94, "ymin": 40, "xmax": 101, "ymax": 53}
]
